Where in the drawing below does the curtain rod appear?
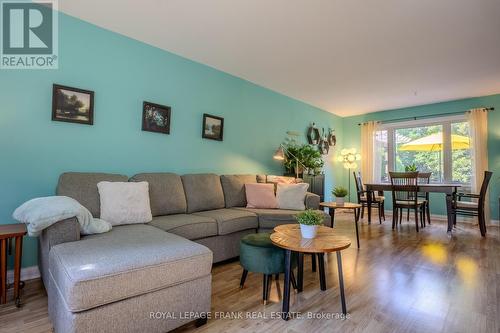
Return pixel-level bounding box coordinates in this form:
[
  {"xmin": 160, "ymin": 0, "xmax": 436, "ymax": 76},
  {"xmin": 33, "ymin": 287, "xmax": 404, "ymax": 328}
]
[{"xmin": 357, "ymin": 107, "xmax": 494, "ymax": 126}]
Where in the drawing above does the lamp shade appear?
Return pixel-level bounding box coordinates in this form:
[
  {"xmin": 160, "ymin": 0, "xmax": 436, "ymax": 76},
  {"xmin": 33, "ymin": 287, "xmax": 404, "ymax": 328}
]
[{"xmin": 273, "ymin": 146, "xmax": 285, "ymax": 160}]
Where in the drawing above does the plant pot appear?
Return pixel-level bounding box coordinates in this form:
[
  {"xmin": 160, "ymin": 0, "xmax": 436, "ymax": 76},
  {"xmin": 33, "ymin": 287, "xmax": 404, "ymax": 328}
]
[
  {"xmin": 300, "ymin": 224, "xmax": 318, "ymax": 239},
  {"xmin": 295, "ymin": 166, "xmax": 304, "ymax": 176},
  {"xmin": 335, "ymin": 197, "xmax": 345, "ymax": 206}
]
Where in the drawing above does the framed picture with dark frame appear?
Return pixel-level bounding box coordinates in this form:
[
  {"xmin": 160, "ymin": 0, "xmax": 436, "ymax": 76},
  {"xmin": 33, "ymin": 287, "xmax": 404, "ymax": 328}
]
[
  {"xmin": 52, "ymin": 84, "xmax": 94, "ymax": 125},
  {"xmin": 202, "ymin": 113, "xmax": 224, "ymax": 141},
  {"xmin": 142, "ymin": 101, "xmax": 171, "ymax": 134}
]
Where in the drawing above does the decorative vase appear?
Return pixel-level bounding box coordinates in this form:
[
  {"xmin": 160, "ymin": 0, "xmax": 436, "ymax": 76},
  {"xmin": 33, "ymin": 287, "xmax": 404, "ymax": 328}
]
[
  {"xmin": 300, "ymin": 224, "xmax": 318, "ymax": 239},
  {"xmin": 335, "ymin": 197, "xmax": 345, "ymax": 206}
]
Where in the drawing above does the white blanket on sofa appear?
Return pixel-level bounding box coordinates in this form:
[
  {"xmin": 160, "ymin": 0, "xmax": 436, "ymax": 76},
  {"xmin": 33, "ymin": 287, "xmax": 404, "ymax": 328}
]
[{"xmin": 13, "ymin": 196, "xmax": 112, "ymax": 237}]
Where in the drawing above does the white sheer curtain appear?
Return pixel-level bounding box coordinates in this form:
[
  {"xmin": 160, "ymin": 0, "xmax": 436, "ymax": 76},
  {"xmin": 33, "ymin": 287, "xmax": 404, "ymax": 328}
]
[
  {"xmin": 467, "ymin": 108, "xmax": 490, "ymax": 222},
  {"xmin": 360, "ymin": 121, "xmax": 380, "ymax": 183}
]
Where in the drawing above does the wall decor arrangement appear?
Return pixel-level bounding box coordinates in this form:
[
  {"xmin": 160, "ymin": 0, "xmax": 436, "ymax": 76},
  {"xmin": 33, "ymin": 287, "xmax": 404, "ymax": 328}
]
[
  {"xmin": 327, "ymin": 128, "xmax": 336, "ymax": 146},
  {"xmin": 307, "ymin": 123, "xmax": 321, "ymax": 145},
  {"xmin": 306, "ymin": 123, "xmax": 336, "ymax": 155},
  {"xmin": 319, "ymin": 129, "xmax": 330, "ymax": 155},
  {"xmin": 52, "ymin": 84, "xmax": 94, "ymax": 125},
  {"xmin": 142, "ymin": 101, "xmax": 171, "ymax": 134},
  {"xmin": 202, "ymin": 113, "xmax": 224, "ymax": 141}
]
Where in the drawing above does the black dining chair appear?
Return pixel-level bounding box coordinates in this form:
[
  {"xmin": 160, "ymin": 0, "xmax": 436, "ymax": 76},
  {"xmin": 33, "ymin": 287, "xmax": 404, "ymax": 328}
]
[
  {"xmin": 402, "ymin": 172, "xmax": 432, "ymax": 226},
  {"xmin": 417, "ymin": 172, "xmax": 432, "ymax": 226},
  {"xmin": 452, "ymin": 171, "xmax": 493, "ymax": 237},
  {"xmin": 390, "ymin": 172, "xmax": 426, "ymax": 232},
  {"xmin": 353, "ymin": 172, "xmax": 385, "ymax": 224}
]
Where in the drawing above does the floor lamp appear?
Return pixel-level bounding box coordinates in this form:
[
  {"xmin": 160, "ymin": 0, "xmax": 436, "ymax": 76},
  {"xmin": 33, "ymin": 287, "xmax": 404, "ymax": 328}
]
[
  {"xmin": 273, "ymin": 144, "xmax": 307, "ymax": 179},
  {"xmin": 338, "ymin": 148, "xmax": 361, "ymax": 202}
]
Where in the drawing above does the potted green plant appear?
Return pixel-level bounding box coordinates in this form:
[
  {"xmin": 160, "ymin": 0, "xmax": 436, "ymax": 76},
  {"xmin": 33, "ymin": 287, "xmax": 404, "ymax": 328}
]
[
  {"xmin": 282, "ymin": 143, "xmax": 324, "ymax": 176},
  {"xmin": 311, "ymin": 158, "xmax": 325, "ymax": 175},
  {"xmin": 299, "ymin": 144, "xmax": 323, "ymax": 175},
  {"xmin": 404, "ymin": 163, "xmax": 418, "ymax": 172},
  {"xmin": 332, "ymin": 186, "xmax": 348, "ymax": 206},
  {"xmin": 295, "ymin": 209, "xmax": 324, "ymax": 238}
]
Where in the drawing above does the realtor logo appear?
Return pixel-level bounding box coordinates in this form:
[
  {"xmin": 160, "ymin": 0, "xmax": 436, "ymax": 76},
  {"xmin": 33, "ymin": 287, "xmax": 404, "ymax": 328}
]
[{"xmin": 1, "ymin": 0, "xmax": 58, "ymax": 69}]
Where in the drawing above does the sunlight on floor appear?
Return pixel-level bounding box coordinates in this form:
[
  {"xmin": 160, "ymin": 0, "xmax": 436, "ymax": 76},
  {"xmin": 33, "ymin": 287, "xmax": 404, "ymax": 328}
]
[
  {"xmin": 421, "ymin": 243, "xmax": 447, "ymax": 265},
  {"xmin": 420, "ymin": 242, "xmax": 478, "ymax": 286},
  {"xmin": 455, "ymin": 255, "xmax": 478, "ymax": 287}
]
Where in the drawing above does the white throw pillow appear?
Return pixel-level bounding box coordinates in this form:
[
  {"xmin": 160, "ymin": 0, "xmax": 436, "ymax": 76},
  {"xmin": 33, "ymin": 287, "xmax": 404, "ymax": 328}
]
[
  {"xmin": 276, "ymin": 183, "xmax": 309, "ymax": 210},
  {"xmin": 97, "ymin": 181, "xmax": 152, "ymax": 226}
]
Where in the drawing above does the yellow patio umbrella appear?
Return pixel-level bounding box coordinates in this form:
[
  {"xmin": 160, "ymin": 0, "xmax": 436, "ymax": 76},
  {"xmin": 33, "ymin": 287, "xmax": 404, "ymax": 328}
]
[{"xmin": 399, "ymin": 133, "xmax": 470, "ymax": 152}]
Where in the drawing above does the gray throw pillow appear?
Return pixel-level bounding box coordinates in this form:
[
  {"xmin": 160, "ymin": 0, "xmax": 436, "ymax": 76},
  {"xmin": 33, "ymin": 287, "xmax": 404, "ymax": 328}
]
[{"xmin": 276, "ymin": 183, "xmax": 309, "ymax": 210}]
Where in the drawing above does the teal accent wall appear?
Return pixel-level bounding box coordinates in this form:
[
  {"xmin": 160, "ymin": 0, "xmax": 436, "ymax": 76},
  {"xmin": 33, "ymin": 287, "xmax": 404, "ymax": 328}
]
[
  {"xmin": 0, "ymin": 13, "xmax": 343, "ymax": 268},
  {"xmin": 341, "ymin": 94, "xmax": 500, "ymax": 219}
]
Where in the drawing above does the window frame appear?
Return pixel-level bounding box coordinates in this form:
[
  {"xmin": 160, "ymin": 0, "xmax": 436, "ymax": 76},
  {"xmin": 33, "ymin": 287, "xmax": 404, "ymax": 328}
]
[{"xmin": 377, "ymin": 114, "xmax": 469, "ymax": 184}]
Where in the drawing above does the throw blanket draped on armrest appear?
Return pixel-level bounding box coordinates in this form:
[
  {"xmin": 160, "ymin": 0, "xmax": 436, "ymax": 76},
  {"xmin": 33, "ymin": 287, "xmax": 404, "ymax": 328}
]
[{"xmin": 13, "ymin": 196, "xmax": 112, "ymax": 237}]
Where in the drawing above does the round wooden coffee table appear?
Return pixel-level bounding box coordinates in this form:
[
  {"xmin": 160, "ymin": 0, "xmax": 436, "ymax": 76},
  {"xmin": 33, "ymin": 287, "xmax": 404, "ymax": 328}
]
[
  {"xmin": 271, "ymin": 224, "xmax": 351, "ymax": 320},
  {"xmin": 320, "ymin": 202, "xmax": 362, "ymax": 248}
]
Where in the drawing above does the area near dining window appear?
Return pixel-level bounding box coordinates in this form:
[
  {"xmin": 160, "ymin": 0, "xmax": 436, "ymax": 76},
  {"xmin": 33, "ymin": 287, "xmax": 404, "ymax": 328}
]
[{"xmin": 374, "ymin": 115, "xmax": 472, "ymax": 184}]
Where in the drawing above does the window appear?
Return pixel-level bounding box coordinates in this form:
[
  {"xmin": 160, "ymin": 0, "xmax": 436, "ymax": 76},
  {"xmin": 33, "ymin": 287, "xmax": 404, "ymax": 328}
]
[
  {"xmin": 451, "ymin": 122, "xmax": 472, "ymax": 183},
  {"xmin": 395, "ymin": 124, "xmax": 443, "ymax": 182},
  {"xmin": 375, "ymin": 115, "xmax": 472, "ymax": 184},
  {"xmin": 374, "ymin": 130, "xmax": 389, "ymax": 182}
]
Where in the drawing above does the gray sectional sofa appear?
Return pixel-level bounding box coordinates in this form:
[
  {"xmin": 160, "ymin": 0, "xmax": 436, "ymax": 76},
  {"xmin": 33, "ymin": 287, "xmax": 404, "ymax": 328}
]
[{"xmin": 39, "ymin": 172, "xmax": 328, "ymax": 333}]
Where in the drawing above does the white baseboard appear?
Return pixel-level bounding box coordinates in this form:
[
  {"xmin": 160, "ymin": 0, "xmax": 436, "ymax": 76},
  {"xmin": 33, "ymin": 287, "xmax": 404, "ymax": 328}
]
[
  {"xmin": 336, "ymin": 208, "xmax": 499, "ymax": 226},
  {"xmin": 383, "ymin": 210, "xmax": 499, "ymax": 226},
  {"xmin": 6, "ymin": 265, "xmax": 40, "ymax": 283}
]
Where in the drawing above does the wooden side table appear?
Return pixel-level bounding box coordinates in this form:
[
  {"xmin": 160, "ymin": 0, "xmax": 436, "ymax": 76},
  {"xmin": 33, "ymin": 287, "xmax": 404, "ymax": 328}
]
[
  {"xmin": 271, "ymin": 224, "xmax": 351, "ymax": 320},
  {"xmin": 0, "ymin": 223, "xmax": 27, "ymax": 307},
  {"xmin": 320, "ymin": 202, "xmax": 362, "ymax": 248}
]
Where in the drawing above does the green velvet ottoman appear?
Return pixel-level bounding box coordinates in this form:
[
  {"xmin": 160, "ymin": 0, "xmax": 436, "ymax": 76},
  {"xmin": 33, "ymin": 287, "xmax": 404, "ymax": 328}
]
[{"xmin": 239, "ymin": 233, "xmax": 296, "ymax": 304}]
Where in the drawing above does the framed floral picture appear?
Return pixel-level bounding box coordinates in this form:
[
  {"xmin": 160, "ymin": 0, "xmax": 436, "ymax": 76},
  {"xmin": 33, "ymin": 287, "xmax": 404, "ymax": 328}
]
[{"xmin": 142, "ymin": 101, "xmax": 171, "ymax": 134}]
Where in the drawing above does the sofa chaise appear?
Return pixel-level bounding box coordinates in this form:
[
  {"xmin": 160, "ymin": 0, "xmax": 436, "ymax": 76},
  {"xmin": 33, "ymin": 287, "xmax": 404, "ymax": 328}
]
[{"xmin": 39, "ymin": 172, "xmax": 328, "ymax": 333}]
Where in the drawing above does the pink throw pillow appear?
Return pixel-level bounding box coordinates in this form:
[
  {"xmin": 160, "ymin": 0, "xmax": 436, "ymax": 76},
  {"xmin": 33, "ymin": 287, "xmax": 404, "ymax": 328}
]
[
  {"xmin": 266, "ymin": 175, "xmax": 299, "ymax": 184},
  {"xmin": 245, "ymin": 183, "xmax": 278, "ymax": 209}
]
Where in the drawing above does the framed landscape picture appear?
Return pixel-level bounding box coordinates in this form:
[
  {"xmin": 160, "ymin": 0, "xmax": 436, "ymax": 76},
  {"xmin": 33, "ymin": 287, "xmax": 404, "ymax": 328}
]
[
  {"xmin": 142, "ymin": 101, "xmax": 171, "ymax": 134},
  {"xmin": 202, "ymin": 114, "xmax": 224, "ymax": 141},
  {"xmin": 52, "ymin": 84, "xmax": 94, "ymax": 125}
]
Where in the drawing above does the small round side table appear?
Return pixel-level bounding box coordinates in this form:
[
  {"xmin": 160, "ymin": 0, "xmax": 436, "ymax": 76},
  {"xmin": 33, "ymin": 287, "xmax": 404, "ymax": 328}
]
[
  {"xmin": 271, "ymin": 224, "xmax": 351, "ymax": 320},
  {"xmin": 320, "ymin": 202, "xmax": 362, "ymax": 248}
]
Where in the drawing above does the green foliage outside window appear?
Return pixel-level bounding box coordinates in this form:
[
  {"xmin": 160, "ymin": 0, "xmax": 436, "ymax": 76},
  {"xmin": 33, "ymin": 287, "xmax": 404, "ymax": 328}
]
[
  {"xmin": 451, "ymin": 122, "xmax": 472, "ymax": 183},
  {"xmin": 393, "ymin": 122, "xmax": 471, "ymax": 183}
]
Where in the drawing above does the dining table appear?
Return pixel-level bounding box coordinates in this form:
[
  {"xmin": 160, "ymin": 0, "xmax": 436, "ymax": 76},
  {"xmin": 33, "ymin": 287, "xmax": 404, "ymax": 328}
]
[{"xmin": 363, "ymin": 183, "xmax": 461, "ymax": 232}]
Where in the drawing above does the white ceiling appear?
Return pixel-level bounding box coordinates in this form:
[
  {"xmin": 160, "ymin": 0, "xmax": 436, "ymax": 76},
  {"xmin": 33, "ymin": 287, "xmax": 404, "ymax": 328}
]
[{"xmin": 59, "ymin": 0, "xmax": 500, "ymax": 117}]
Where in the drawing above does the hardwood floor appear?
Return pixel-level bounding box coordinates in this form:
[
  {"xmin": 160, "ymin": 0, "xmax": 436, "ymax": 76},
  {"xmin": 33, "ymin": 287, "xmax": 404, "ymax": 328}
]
[{"xmin": 1, "ymin": 213, "xmax": 499, "ymax": 333}]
